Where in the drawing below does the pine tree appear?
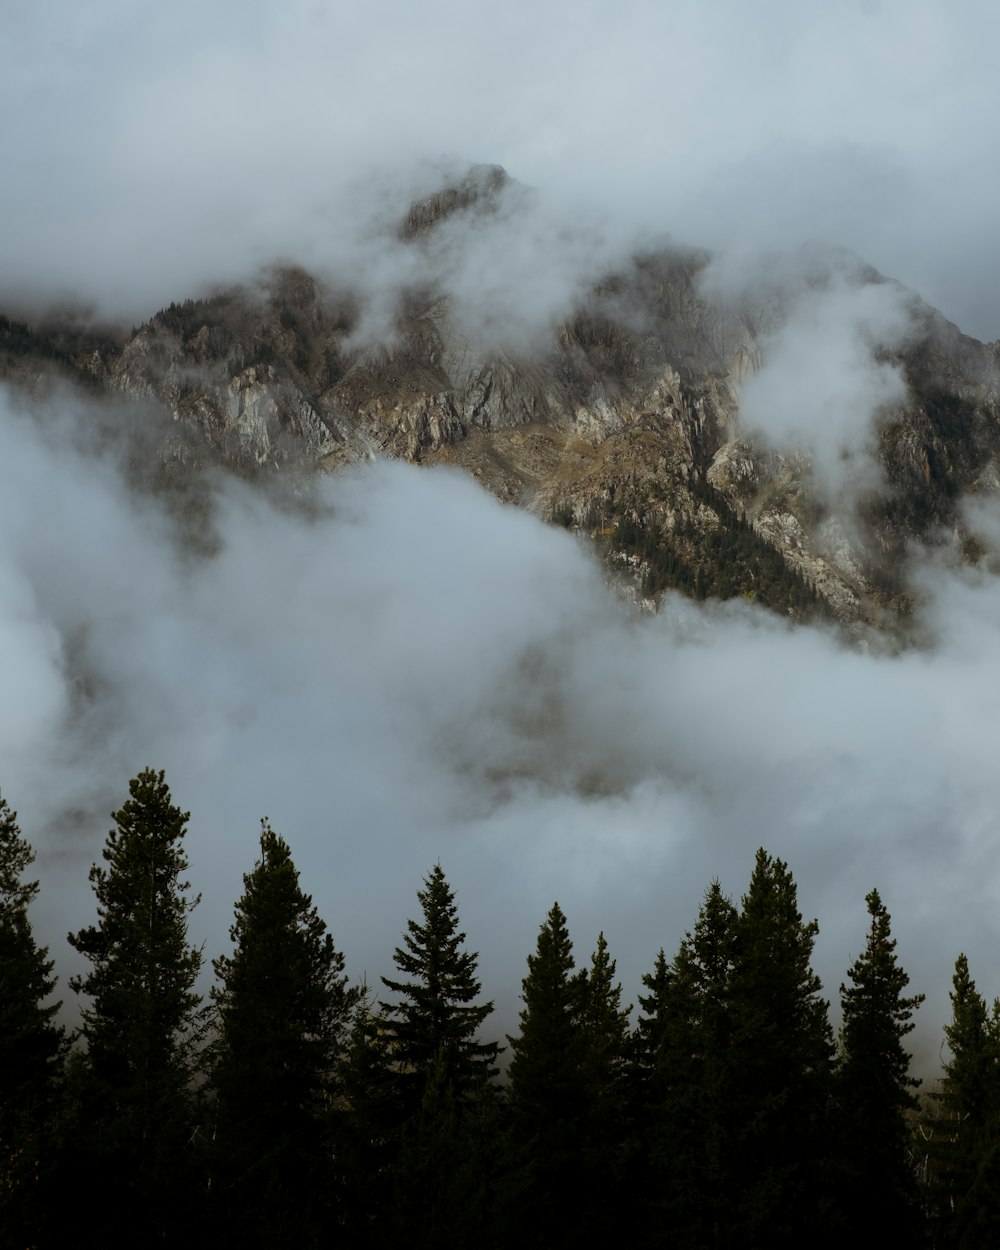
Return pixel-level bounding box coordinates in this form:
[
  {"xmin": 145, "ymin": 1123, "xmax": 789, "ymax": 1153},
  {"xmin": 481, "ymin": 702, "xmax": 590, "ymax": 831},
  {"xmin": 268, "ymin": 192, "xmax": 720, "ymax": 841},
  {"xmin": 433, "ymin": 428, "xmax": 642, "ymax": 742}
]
[
  {"xmin": 726, "ymin": 848, "xmax": 836, "ymax": 1247},
  {"xmin": 66, "ymin": 767, "xmax": 205, "ymax": 1246},
  {"xmin": 836, "ymin": 888, "xmax": 925, "ymax": 1238},
  {"xmin": 209, "ymin": 819, "xmax": 359, "ymax": 1248},
  {"xmin": 929, "ymin": 953, "xmax": 1000, "ymax": 1247},
  {"xmin": 0, "ymin": 793, "xmax": 65, "ymax": 1248},
  {"xmin": 380, "ymin": 864, "xmax": 499, "ymax": 1113}
]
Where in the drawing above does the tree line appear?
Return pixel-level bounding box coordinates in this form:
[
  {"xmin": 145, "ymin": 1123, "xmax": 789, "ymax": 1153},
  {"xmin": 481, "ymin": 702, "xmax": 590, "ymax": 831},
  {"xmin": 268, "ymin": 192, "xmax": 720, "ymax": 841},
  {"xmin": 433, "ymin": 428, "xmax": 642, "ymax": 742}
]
[{"xmin": 0, "ymin": 768, "xmax": 996, "ymax": 1248}]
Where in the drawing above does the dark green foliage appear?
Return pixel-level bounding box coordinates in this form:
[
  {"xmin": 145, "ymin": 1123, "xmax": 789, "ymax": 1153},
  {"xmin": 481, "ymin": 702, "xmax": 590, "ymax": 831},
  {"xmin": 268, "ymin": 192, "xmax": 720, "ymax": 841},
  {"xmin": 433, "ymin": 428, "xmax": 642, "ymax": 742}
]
[
  {"xmin": 381, "ymin": 865, "xmax": 499, "ymax": 1114},
  {"xmin": 507, "ymin": 902, "xmax": 584, "ymax": 1133},
  {"xmin": 0, "ymin": 312, "xmax": 114, "ymax": 389},
  {"xmin": 0, "ymin": 794, "xmax": 65, "ymax": 1248},
  {"xmin": 598, "ymin": 481, "xmax": 826, "ymax": 618},
  {"xmin": 578, "ymin": 932, "xmax": 631, "ymax": 1113},
  {"xmin": 633, "ymin": 882, "xmax": 738, "ymax": 1249},
  {"xmin": 576, "ymin": 932, "xmax": 633, "ymax": 1238},
  {"xmin": 385, "ymin": 1048, "xmax": 515, "ymax": 1250},
  {"xmin": 726, "ymin": 849, "xmax": 836, "ymax": 1247},
  {"xmin": 927, "ymin": 954, "xmax": 1000, "ymax": 1246},
  {"xmin": 338, "ymin": 988, "xmax": 401, "ymax": 1244},
  {"xmin": 66, "ymin": 768, "xmax": 205, "ymax": 1246},
  {"xmin": 506, "ymin": 902, "xmax": 591, "ymax": 1248},
  {"xmin": 209, "ymin": 819, "xmax": 358, "ymax": 1248},
  {"xmin": 230, "ymin": 341, "xmax": 279, "ymax": 376},
  {"xmin": 836, "ymin": 889, "xmax": 924, "ymax": 1237},
  {"xmin": 154, "ymin": 294, "xmax": 234, "ymax": 346}
]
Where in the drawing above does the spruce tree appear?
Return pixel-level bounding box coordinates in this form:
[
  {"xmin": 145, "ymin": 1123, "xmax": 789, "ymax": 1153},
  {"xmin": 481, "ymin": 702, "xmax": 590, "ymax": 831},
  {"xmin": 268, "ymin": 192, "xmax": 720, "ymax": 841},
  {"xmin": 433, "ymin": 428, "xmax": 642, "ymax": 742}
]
[
  {"xmin": 660, "ymin": 881, "xmax": 738, "ymax": 1248},
  {"xmin": 726, "ymin": 849, "xmax": 836, "ymax": 1247},
  {"xmin": 380, "ymin": 864, "xmax": 499, "ymax": 1113},
  {"xmin": 66, "ymin": 767, "xmax": 204, "ymax": 1246},
  {"xmin": 209, "ymin": 819, "xmax": 359, "ymax": 1249},
  {"xmin": 506, "ymin": 901, "xmax": 589, "ymax": 1249},
  {"xmin": 836, "ymin": 888, "xmax": 925, "ymax": 1238},
  {"xmin": 930, "ymin": 953, "xmax": 1000, "ymax": 1247},
  {"xmin": 0, "ymin": 793, "xmax": 65, "ymax": 1248},
  {"xmin": 507, "ymin": 901, "xmax": 584, "ymax": 1133},
  {"xmin": 576, "ymin": 932, "xmax": 633, "ymax": 1240},
  {"xmin": 579, "ymin": 932, "xmax": 631, "ymax": 1108}
]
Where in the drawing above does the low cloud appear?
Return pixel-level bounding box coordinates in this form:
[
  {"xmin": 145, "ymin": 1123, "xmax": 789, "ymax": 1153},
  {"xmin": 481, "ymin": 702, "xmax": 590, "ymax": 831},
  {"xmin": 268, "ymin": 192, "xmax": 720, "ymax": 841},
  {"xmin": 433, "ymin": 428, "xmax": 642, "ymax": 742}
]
[
  {"xmin": 4, "ymin": 1, "xmax": 1000, "ymax": 339},
  {"xmin": 4, "ymin": 383, "xmax": 1000, "ymax": 1068},
  {"xmin": 731, "ymin": 266, "xmax": 915, "ymax": 502}
]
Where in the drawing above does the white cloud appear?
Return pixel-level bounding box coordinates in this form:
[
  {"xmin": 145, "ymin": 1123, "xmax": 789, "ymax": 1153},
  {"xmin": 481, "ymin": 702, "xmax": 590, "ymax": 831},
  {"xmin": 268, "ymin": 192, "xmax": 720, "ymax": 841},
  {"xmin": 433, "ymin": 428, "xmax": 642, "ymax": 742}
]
[
  {"xmin": 4, "ymin": 384, "xmax": 1000, "ymax": 1064},
  {"xmin": 3, "ymin": 0, "xmax": 999, "ymax": 337}
]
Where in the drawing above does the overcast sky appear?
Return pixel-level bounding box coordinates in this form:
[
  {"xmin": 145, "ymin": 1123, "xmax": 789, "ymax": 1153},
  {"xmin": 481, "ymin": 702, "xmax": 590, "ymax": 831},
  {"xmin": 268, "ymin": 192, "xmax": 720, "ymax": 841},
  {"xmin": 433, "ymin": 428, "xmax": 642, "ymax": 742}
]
[
  {"xmin": 3, "ymin": 0, "xmax": 999, "ymax": 338},
  {"xmin": 4, "ymin": 1, "xmax": 1000, "ymax": 1071}
]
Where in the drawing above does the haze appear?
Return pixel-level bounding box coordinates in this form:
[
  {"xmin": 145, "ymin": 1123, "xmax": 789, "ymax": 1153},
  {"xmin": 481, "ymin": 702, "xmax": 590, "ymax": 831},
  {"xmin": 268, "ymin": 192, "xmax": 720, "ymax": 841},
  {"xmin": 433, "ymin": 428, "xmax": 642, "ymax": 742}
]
[{"xmin": 3, "ymin": 0, "xmax": 1000, "ymax": 1070}]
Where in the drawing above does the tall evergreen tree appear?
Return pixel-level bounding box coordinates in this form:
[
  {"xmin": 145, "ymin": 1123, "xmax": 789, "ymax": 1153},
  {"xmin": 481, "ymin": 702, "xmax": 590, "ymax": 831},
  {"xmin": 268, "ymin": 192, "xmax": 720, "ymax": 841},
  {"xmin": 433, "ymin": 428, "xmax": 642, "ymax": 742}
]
[
  {"xmin": 726, "ymin": 848, "xmax": 836, "ymax": 1248},
  {"xmin": 0, "ymin": 793, "xmax": 65, "ymax": 1248},
  {"xmin": 209, "ymin": 819, "xmax": 359, "ymax": 1249},
  {"xmin": 836, "ymin": 888, "xmax": 925, "ymax": 1238},
  {"xmin": 507, "ymin": 901, "xmax": 584, "ymax": 1133},
  {"xmin": 66, "ymin": 767, "xmax": 205, "ymax": 1246},
  {"xmin": 578, "ymin": 932, "xmax": 631, "ymax": 1106},
  {"xmin": 576, "ymin": 932, "xmax": 633, "ymax": 1239},
  {"xmin": 506, "ymin": 901, "xmax": 589, "ymax": 1249},
  {"xmin": 641, "ymin": 880, "xmax": 738, "ymax": 1249},
  {"xmin": 380, "ymin": 864, "xmax": 499, "ymax": 1112},
  {"xmin": 929, "ymin": 953, "xmax": 1000, "ymax": 1247}
]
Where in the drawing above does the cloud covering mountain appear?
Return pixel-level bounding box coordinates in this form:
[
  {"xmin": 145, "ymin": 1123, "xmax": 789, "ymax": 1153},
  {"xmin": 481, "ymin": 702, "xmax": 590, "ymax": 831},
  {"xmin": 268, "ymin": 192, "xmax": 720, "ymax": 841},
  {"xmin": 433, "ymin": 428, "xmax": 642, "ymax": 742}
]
[
  {"xmin": 4, "ymin": 0, "xmax": 1000, "ymax": 1071},
  {"xmin": 4, "ymin": 384, "xmax": 1000, "ymax": 1067},
  {"xmin": 4, "ymin": 0, "xmax": 999, "ymax": 339}
]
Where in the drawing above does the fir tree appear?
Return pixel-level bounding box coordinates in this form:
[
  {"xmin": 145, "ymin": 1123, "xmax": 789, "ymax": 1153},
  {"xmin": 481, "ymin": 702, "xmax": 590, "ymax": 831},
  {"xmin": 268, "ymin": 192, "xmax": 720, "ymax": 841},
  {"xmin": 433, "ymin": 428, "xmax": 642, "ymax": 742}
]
[
  {"xmin": 576, "ymin": 932, "xmax": 633, "ymax": 1240},
  {"xmin": 0, "ymin": 793, "xmax": 65, "ymax": 1248},
  {"xmin": 726, "ymin": 849, "xmax": 836, "ymax": 1247},
  {"xmin": 633, "ymin": 880, "xmax": 738, "ymax": 1249},
  {"xmin": 66, "ymin": 767, "xmax": 205, "ymax": 1246},
  {"xmin": 506, "ymin": 901, "xmax": 589, "ymax": 1248},
  {"xmin": 579, "ymin": 932, "xmax": 631, "ymax": 1108},
  {"xmin": 507, "ymin": 901, "xmax": 584, "ymax": 1132},
  {"xmin": 209, "ymin": 819, "xmax": 359, "ymax": 1249},
  {"xmin": 929, "ymin": 954, "xmax": 1000, "ymax": 1247},
  {"xmin": 836, "ymin": 888, "xmax": 925, "ymax": 1238},
  {"xmin": 380, "ymin": 864, "xmax": 499, "ymax": 1113}
]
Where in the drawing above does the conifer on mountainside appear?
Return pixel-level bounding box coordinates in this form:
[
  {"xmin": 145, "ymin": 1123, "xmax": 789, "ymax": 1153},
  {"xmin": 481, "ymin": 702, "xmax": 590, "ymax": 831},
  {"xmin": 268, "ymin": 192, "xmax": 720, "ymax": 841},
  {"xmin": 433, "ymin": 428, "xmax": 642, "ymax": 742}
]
[
  {"xmin": 836, "ymin": 888, "xmax": 924, "ymax": 1238},
  {"xmin": 381, "ymin": 864, "xmax": 499, "ymax": 1114},
  {"xmin": 66, "ymin": 768, "xmax": 205, "ymax": 1247},
  {"xmin": 209, "ymin": 819, "xmax": 359, "ymax": 1248},
  {"xmin": 0, "ymin": 793, "xmax": 66, "ymax": 1249},
  {"xmin": 638, "ymin": 880, "xmax": 738, "ymax": 1249},
  {"xmin": 506, "ymin": 901, "xmax": 590, "ymax": 1249},
  {"xmin": 726, "ymin": 849, "xmax": 836, "ymax": 1247},
  {"xmin": 928, "ymin": 953, "xmax": 1000, "ymax": 1247}
]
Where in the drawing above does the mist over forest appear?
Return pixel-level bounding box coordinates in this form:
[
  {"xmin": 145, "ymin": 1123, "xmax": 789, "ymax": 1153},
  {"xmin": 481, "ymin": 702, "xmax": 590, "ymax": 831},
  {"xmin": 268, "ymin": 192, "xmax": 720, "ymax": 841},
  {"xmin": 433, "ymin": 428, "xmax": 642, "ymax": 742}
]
[{"xmin": 3, "ymin": 2, "xmax": 1000, "ymax": 1245}]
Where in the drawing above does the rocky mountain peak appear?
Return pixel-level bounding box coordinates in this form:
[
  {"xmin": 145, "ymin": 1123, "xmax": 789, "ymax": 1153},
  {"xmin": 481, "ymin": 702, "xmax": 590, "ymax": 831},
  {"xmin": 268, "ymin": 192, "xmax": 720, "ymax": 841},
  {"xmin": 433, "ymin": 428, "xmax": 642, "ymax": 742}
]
[
  {"xmin": 399, "ymin": 163, "xmax": 513, "ymax": 240},
  {"xmin": 3, "ymin": 180, "xmax": 999, "ymax": 637}
]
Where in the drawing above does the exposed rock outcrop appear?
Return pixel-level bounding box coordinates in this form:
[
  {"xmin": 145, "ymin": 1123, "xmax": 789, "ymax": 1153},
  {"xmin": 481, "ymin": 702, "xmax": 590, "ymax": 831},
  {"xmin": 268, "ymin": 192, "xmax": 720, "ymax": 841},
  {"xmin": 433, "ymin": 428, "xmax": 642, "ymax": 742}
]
[{"xmin": 4, "ymin": 166, "xmax": 999, "ymax": 629}]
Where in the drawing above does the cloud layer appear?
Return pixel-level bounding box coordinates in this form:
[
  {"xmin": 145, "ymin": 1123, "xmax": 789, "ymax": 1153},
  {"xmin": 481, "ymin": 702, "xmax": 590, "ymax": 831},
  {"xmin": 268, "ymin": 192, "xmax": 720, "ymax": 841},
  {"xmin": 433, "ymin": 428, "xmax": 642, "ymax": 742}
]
[
  {"xmin": 4, "ymin": 0, "xmax": 999, "ymax": 338},
  {"xmin": 4, "ymin": 385, "xmax": 1000, "ymax": 1069}
]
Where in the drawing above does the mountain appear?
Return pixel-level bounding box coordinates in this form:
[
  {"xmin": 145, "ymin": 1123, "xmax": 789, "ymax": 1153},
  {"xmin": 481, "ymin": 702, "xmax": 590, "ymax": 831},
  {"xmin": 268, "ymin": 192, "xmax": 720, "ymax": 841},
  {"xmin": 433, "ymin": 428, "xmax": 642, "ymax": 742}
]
[{"xmin": 3, "ymin": 164, "xmax": 999, "ymax": 629}]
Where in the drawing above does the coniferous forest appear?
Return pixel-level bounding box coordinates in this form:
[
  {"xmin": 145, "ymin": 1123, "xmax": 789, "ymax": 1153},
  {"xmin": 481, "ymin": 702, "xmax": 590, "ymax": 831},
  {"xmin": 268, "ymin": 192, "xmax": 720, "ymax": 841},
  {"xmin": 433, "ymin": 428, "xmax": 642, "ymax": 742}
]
[{"xmin": 0, "ymin": 769, "xmax": 996, "ymax": 1249}]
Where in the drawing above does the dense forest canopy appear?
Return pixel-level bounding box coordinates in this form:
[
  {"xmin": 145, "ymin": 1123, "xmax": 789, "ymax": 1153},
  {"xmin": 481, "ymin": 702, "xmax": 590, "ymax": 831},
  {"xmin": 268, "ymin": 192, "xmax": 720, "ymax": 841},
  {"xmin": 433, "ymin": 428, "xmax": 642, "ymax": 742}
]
[{"xmin": 0, "ymin": 769, "xmax": 993, "ymax": 1248}]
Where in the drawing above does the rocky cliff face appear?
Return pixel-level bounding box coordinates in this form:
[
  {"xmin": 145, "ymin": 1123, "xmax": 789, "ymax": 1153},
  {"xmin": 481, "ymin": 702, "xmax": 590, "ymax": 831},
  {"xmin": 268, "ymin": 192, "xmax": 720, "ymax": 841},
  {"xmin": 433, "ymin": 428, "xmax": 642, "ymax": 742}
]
[{"xmin": 3, "ymin": 165, "xmax": 999, "ymax": 630}]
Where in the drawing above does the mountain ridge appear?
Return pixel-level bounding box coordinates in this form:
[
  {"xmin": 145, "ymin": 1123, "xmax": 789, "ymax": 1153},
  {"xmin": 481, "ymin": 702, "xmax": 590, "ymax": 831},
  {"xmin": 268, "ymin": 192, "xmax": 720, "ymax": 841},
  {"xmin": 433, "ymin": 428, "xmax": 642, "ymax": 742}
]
[{"xmin": 3, "ymin": 165, "xmax": 999, "ymax": 631}]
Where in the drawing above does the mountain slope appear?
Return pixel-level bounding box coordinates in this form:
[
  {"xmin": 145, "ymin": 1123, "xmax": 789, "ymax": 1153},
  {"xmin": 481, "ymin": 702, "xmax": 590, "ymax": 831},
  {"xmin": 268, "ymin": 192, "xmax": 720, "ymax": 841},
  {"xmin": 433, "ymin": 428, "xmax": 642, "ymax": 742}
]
[{"xmin": 3, "ymin": 166, "xmax": 998, "ymax": 628}]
